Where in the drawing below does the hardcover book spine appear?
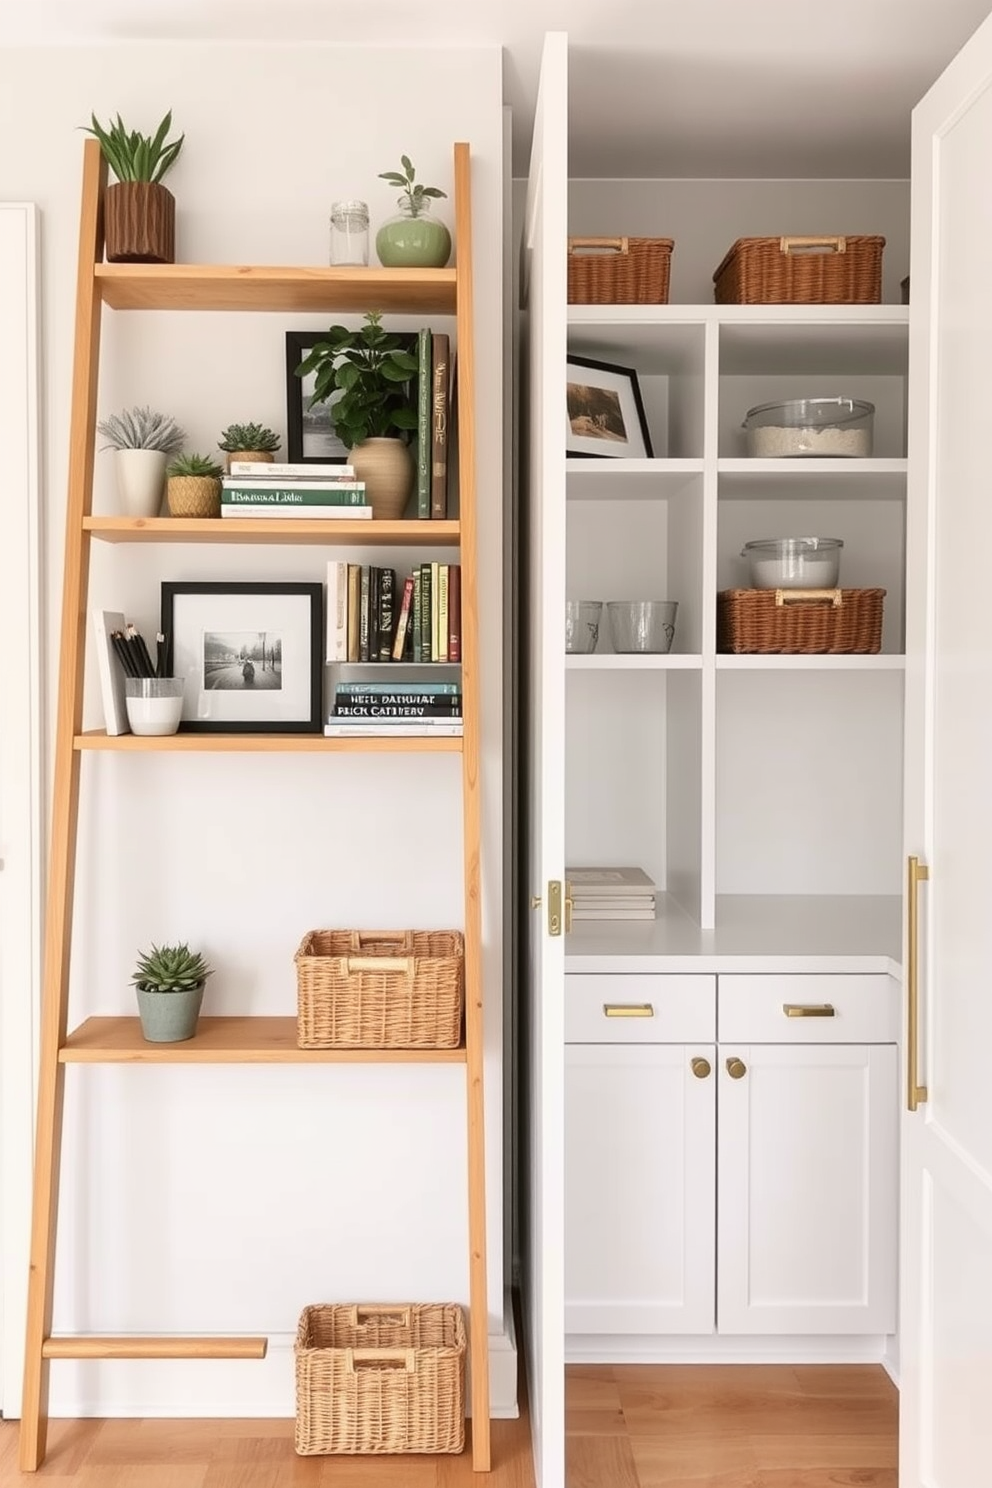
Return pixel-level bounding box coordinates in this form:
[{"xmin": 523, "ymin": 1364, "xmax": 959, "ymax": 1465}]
[
  {"xmin": 220, "ymin": 485, "xmax": 368, "ymax": 504},
  {"xmin": 448, "ymin": 564, "xmax": 462, "ymax": 663},
  {"xmin": 369, "ymin": 567, "xmax": 381, "ymax": 662},
  {"xmin": 391, "ymin": 574, "xmax": 416, "ymax": 661},
  {"xmin": 335, "ymin": 681, "xmax": 461, "ymax": 695},
  {"xmin": 359, "ymin": 566, "xmax": 371, "ymax": 663},
  {"xmin": 416, "ymin": 326, "xmax": 432, "ymax": 519},
  {"xmin": 378, "ymin": 567, "xmax": 395, "ymax": 661},
  {"xmin": 430, "ymin": 332, "xmax": 450, "ymax": 520},
  {"xmin": 438, "ymin": 564, "xmax": 449, "ymax": 663},
  {"xmin": 326, "ymin": 560, "xmax": 348, "ymax": 662},
  {"xmin": 228, "ymin": 461, "xmax": 355, "ymax": 479},
  {"xmin": 420, "ymin": 563, "xmax": 432, "ymax": 663},
  {"xmin": 347, "ymin": 564, "xmax": 361, "ymax": 663},
  {"xmin": 333, "ymin": 703, "xmax": 463, "ymax": 717},
  {"xmin": 412, "ymin": 569, "xmax": 422, "ymax": 663},
  {"xmin": 430, "ymin": 560, "xmax": 440, "ymax": 663}
]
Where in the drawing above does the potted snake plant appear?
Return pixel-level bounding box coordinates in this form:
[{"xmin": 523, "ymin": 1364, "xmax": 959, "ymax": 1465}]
[
  {"xmin": 131, "ymin": 942, "xmax": 213, "ymax": 1043},
  {"xmin": 83, "ymin": 109, "xmax": 184, "ymax": 263}
]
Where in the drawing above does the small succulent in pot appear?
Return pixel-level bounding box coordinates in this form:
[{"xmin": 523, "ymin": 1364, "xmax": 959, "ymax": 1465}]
[
  {"xmin": 82, "ymin": 109, "xmax": 184, "ymax": 264},
  {"xmin": 218, "ymin": 422, "xmax": 281, "ymax": 466},
  {"xmin": 131, "ymin": 942, "xmax": 213, "ymax": 1044},
  {"xmin": 97, "ymin": 405, "xmax": 186, "ymax": 453},
  {"xmin": 166, "ymin": 452, "xmax": 224, "ymax": 519},
  {"xmin": 376, "ymin": 155, "xmax": 451, "ymax": 268}
]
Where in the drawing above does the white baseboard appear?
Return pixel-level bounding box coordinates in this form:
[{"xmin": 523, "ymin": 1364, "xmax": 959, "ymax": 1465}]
[
  {"xmin": 881, "ymin": 1332, "xmax": 900, "ymax": 1388},
  {"xmin": 45, "ymin": 1319, "xmax": 519, "ymax": 1420},
  {"xmin": 566, "ymin": 1332, "xmax": 889, "ymax": 1365}
]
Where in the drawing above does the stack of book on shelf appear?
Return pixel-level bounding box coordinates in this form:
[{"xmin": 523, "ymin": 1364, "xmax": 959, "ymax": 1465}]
[
  {"xmin": 567, "ymin": 866, "xmax": 657, "ymax": 921},
  {"xmin": 324, "ymin": 681, "xmax": 463, "ymax": 737},
  {"xmin": 221, "ymin": 461, "xmax": 370, "ymax": 518},
  {"xmin": 326, "ymin": 559, "xmax": 461, "ymax": 665}
]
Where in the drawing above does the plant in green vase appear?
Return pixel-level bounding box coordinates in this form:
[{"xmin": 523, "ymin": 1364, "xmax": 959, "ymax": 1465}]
[
  {"xmin": 218, "ymin": 422, "xmax": 281, "ymax": 467},
  {"xmin": 131, "ymin": 942, "xmax": 213, "ymax": 1044},
  {"xmin": 97, "ymin": 404, "xmax": 186, "ymax": 518},
  {"xmin": 376, "ymin": 154, "xmax": 452, "ymax": 269},
  {"xmin": 295, "ymin": 311, "xmax": 418, "ymax": 519},
  {"xmin": 82, "ymin": 109, "xmax": 184, "ymax": 263},
  {"xmin": 165, "ymin": 452, "xmax": 224, "ymax": 519}
]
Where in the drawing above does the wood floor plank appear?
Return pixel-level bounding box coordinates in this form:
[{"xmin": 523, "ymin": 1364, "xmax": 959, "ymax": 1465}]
[
  {"xmin": 747, "ymin": 1433, "xmax": 897, "ymax": 1471},
  {"xmin": 755, "ymin": 1472, "xmax": 897, "ymax": 1488},
  {"xmin": 628, "ymin": 1432, "xmax": 759, "ymax": 1487},
  {"xmin": 566, "ymin": 1432, "xmax": 641, "ymax": 1488}
]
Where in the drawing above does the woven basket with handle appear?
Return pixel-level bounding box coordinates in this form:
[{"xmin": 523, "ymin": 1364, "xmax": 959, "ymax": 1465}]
[
  {"xmin": 567, "ymin": 236, "xmax": 673, "ymax": 304},
  {"xmin": 294, "ymin": 1302, "xmax": 466, "ymax": 1455},
  {"xmin": 717, "ymin": 588, "xmax": 885, "ymax": 654},
  {"xmin": 295, "ymin": 928, "xmax": 464, "ymax": 1049},
  {"xmin": 713, "ymin": 235, "xmax": 885, "ymax": 304}
]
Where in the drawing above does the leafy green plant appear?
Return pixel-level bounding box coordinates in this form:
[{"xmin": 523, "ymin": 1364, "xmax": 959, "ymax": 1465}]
[
  {"xmin": 97, "ymin": 405, "xmax": 185, "ymax": 453},
  {"xmin": 82, "ymin": 110, "xmax": 184, "ymax": 184},
  {"xmin": 167, "ymin": 452, "xmax": 223, "ymax": 478},
  {"xmin": 379, "ymin": 155, "xmax": 447, "ymax": 218},
  {"xmin": 131, "ymin": 943, "xmax": 213, "ymax": 994},
  {"xmin": 295, "ymin": 311, "xmax": 419, "ymax": 449},
  {"xmin": 218, "ymin": 422, "xmax": 281, "ymax": 454}
]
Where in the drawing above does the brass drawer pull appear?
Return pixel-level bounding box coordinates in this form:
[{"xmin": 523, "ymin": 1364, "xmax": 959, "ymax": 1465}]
[
  {"xmin": 603, "ymin": 1003, "xmax": 654, "ymax": 1018},
  {"xmin": 726, "ymin": 1057, "xmax": 747, "ymax": 1079},
  {"xmin": 783, "ymin": 1003, "xmax": 836, "ymax": 1018},
  {"xmin": 691, "ymin": 1056, "xmax": 711, "ymax": 1079}
]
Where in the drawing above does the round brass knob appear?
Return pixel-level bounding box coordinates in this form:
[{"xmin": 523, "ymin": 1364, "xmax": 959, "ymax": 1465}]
[
  {"xmin": 691, "ymin": 1056, "xmax": 711, "ymax": 1079},
  {"xmin": 726, "ymin": 1056, "xmax": 747, "ymax": 1080}
]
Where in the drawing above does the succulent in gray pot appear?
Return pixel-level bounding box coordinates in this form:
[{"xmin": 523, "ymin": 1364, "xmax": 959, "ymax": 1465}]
[
  {"xmin": 82, "ymin": 110, "xmax": 184, "ymax": 263},
  {"xmin": 131, "ymin": 943, "xmax": 213, "ymax": 1043},
  {"xmin": 294, "ymin": 310, "xmax": 418, "ymax": 519}
]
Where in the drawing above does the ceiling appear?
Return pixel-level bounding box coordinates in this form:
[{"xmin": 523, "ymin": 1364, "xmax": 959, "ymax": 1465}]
[{"xmin": 3, "ymin": 0, "xmax": 990, "ymax": 177}]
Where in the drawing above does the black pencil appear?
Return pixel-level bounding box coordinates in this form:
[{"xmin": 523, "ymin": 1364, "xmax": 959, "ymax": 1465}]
[
  {"xmin": 111, "ymin": 630, "xmax": 139, "ymax": 678},
  {"xmin": 129, "ymin": 625, "xmax": 156, "ymax": 678},
  {"xmin": 156, "ymin": 632, "xmax": 167, "ymax": 680}
]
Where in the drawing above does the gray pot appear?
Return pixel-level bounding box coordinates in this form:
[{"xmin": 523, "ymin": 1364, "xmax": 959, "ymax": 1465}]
[{"xmin": 135, "ymin": 984, "xmax": 204, "ymax": 1043}]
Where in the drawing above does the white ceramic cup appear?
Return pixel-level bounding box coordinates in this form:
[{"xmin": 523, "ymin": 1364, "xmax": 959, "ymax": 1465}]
[{"xmin": 124, "ymin": 677, "xmax": 185, "ymax": 736}]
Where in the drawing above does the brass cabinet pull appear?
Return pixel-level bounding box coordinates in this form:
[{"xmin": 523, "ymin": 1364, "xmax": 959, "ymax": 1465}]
[
  {"xmin": 603, "ymin": 1004, "xmax": 654, "ymax": 1018},
  {"xmin": 726, "ymin": 1056, "xmax": 747, "ymax": 1080},
  {"xmin": 907, "ymin": 855, "xmax": 929, "ymax": 1112},
  {"xmin": 691, "ymin": 1056, "xmax": 711, "ymax": 1079},
  {"xmin": 564, "ymin": 879, "xmax": 573, "ymax": 934},
  {"xmin": 783, "ymin": 1003, "xmax": 836, "ymax": 1018}
]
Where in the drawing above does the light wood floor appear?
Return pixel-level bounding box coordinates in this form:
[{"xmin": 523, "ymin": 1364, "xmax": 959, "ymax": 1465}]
[
  {"xmin": 0, "ymin": 1363, "xmax": 897, "ymax": 1486},
  {"xmin": 566, "ymin": 1363, "xmax": 899, "ymax": 1488}
]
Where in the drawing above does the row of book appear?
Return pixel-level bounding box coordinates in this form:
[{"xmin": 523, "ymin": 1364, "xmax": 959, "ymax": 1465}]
[
  {"xmin": 326, "ymin": 560, "xmax": 461, "ymax": 665},
  {"xmin": 567, "ymin": 866, "xmax": 657, "ymax": 921},
  {"xmin": 324, "ymin": 681, "xmax": 463, "ymax": 737},
  {"xmin": 221, "ymin": 461, "xmax": 370, "ymax": 519}
]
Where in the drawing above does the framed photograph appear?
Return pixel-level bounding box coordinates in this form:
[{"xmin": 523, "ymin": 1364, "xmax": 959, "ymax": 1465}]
[
  {"xmin": 161, "ymin": 582, "xmax": 323, "ymax": 734},
  {"xmin": 285, "ymin": 330, "xmax": 350, "ymax": 465},
  {"xmin": 565, "ymin": 354, "xmax": 653, "ymax": 459}
]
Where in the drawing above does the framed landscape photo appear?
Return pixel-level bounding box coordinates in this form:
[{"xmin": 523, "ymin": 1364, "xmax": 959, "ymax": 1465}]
[
  {"xmin": 565, "ymin": 354, "xmax": 653, "ymax": 459},
  {"xmin": 161, "ymin": 581, "xmax": 323, "ymax": 733},
  {"xmin": 285, "ymin": 330, "xmax": 350, "ymax": 465}
]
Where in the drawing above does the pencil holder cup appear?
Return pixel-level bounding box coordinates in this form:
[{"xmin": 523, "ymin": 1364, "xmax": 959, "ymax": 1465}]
[{"xmin": 124, "ymin": 677, "xmax": 184, "ymax": 736}]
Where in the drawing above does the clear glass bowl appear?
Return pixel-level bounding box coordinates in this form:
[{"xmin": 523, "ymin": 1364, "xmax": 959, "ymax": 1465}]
[
  {"xmin": 565, "ymin": 600, "xmax": 602, "ymax": 653},
  {"xmin": 741, "ymin": 537, "xmax": 843, "ymax": 589},
  {"xmin": 607, "ymin": 600, "xmax": 678, "ymax": 653},
  {"xmin": 743, "ymin": 398, "xmax": 874, "ymax": 458}
]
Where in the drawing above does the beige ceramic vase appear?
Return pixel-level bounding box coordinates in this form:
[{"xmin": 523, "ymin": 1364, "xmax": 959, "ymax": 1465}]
[
  {"xmin": 167, "ymin": 475, "xmax": 222, "ymax": 518},
  {"xmin": 349, "ymin": 438, "xmax": 415, "ymax": 521}
]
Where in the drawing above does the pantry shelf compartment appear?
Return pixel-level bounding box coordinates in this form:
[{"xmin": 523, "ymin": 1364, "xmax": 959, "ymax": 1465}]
[{"xmin": 568, "ymin": 314, "xmax": 706, "ymax": 459}]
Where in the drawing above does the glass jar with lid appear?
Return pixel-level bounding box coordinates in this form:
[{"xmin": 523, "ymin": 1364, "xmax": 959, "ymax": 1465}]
[{"xmin": 329, "ymin": 200, "xmax": 369, "ymax": 266}]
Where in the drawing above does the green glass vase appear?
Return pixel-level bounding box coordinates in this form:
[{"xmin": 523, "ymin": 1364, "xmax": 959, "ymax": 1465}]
[{"xmin": 376, "ymin": 199, "xmax": 452, "ymax": 269}]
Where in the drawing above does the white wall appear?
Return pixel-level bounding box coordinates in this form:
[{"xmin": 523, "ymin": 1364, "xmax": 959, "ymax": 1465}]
[{"xmin": 0, "ymin": 41, "xmax": 508, "ymax": 1416}]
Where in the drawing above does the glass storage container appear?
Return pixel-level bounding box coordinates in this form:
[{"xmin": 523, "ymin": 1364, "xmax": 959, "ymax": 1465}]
[
  {"xmin": 743, "ymin": 397, "xmax": 874, "ymax": 457},
  {"xmin": 741, "ymin": 537, "xmax": 844, "ymax": 589}
]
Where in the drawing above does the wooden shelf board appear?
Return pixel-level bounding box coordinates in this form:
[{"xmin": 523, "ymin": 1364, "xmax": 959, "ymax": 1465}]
[
  {"xmin": 75, "ymin": 730, "xmax": 462, "ymax": 754},
  {"xmin": 60, "ymin": 1017, "xmax": 468, "ymax": 1064},
  {"xmin": 83, "ymin": 516, "xmax": 460, "ymax": 546},
  {"xmin": 94, "ymin": 263, "xmax": 457, "ymax": 314}
]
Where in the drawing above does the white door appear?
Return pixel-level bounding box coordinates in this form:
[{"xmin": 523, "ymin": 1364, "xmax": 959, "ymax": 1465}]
[
  {"xmin": 565, "ymin": 1044, "xmax": 716, "ymax": 1338},
  {"xmin": 0, "ymin": 203, "xmax": 42, "ymax": 1417},
  {"xmin": 520, "ymin": 30, "xmax": 568, "ymax": 1488},
  {"xmin": 902, "ymin": 11, "xmax": 992, "ymax": 1484},
  {"xmin": 717, "ymin": 1044, "xmax": 898, "ymax": 1336}
]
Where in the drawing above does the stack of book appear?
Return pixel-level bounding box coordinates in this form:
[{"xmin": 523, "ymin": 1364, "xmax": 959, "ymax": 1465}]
[
  {"xmin": 566, "ymin": 866, "xmax": 657, "ymax": 921},
  {"xmin": 326, "ymin": 560, "xmax": 462, "ymax": 664},
  {"xmin": 221, "ymin": 461, "xmax": 370, "ymax": 519},
  {"xmin": 324, "ymin": 681, "xmax": 463, "ymax": 737}
]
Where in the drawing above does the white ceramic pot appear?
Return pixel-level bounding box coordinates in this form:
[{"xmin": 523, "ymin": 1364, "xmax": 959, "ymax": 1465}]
[{"xmin": 114, "ymin": 449, "xmax": 167, "ymax": 518}]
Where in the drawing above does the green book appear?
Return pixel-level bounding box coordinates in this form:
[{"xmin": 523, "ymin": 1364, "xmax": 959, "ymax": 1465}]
[
  {"xmin": 416, "ymin": 327, "xmax": 432, "ymax": 519},
  {"xmin": 222, "ymin": 485, "xmax": 368, "ymax": 506}
]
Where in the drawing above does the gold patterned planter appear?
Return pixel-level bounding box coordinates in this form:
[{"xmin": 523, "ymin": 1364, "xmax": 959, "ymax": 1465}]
[{"xmin": 167, "ymin": 475, "xmax": 221, "ymax": 518}]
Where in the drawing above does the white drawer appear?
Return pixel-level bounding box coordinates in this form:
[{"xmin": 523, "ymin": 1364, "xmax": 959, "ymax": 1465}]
[
  {"xmin": 565, "ymin": 974, "xmax": 716, "ymax": 1044},
  {"xmin": 717, "ymin": 974, "xmax": 899, "ymax": 1044}
]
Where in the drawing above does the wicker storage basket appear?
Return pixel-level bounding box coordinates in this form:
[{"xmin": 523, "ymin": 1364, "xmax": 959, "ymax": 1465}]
[
  {"xmin": 295, "ymin": 1303, "xmax": 466, "ymax": 1456},
  {"xmin": 713, "ymin": 235, "xmax": 885, "ymax": 305},
  {"xmin": 295, "ymin": 929, "xmax": 464, "ymax": 1049},
  {"xmin": 717, "ymin": 588, "xmax": 886, "ymax": 654},
  {"xmin": 567, "ymin": 236, "xmax": 674, "ymax": 304}
]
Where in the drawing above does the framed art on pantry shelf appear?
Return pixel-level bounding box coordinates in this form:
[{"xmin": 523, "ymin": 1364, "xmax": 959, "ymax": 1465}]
[
  {"xmin": 565, "ymin": 353, "xmax": 653, "ymax": 459},
  {"xmin": 161, "ymin": 581, "xmax": 323, "ymax": 733}
]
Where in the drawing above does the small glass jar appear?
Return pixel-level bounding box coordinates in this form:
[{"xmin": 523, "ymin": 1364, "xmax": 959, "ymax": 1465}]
[{"xmin": 329, "ymin": 199, "xmax": 369, "ymax": 266}]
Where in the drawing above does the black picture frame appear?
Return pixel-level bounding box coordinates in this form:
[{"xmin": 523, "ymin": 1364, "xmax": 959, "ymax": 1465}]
[
  {"xmin": 161, "ymin": 581, "xmax": 323, "ymax": 734},
  {"xmin": 285, "ymin": 330, "xmax": 350, "ymax": 466},
  {"xmin": 565, "ymin": 353, "xmax": 653, "ymax": 459}
]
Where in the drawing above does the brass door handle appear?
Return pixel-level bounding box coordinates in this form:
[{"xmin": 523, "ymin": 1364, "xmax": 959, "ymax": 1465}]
[
  {"xmin": 726, "ymin": 1057, "xmax": 747, "ymax": 1080},
  {"xmin": 907, "ymin": 855, "xmax": 929, "ymax": 1111},
  {"xmin": 564, "ymin": 879, "xmax": 573, "ymax": 933},
  {"xmin": 691, "ymin": 1056, "xmax": 711, "ymax": 1079},
  {"xmin": 603, "ymin": 1003, "xmax": 654, "ymax": 1018},
  {"xmin": 783, "ymin": 1004, "xmax": 836, "ymax": 1018}
]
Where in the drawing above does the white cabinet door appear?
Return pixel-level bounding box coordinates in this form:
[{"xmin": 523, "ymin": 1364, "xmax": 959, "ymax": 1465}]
[
  {"xmin": 565, "ymin": 1044, "xmax": 716, "ymax": 1336},
  {"xmin": 903, "ymin": 11, "xmax": 992, "ymax": 1485},
  {"xmin": 717, "ymin": 1044, "xmax": 898, "ymax": 1335}
]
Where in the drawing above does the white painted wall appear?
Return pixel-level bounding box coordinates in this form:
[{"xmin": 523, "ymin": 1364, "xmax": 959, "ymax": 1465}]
[{"xmin": 0, "ymin": 41, "xmax": 509, "ymax": 1416}]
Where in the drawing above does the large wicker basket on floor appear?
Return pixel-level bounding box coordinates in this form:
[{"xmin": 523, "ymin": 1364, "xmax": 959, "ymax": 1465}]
[
  {"xmin": 713, "ymin": 235, "xmax": 885, "ymax": 304},
  {"xmin": 295, "ymin": 928, "xmax": 464, "ymax": 1049},
  {"xmin": 717, "ymin": 588, "xmax": 886, "ymax": 654},
  {"xmin": 567, "ymin": 236, "xmax": 674, "ymax": 304},
  {"xmin": 294, "ymin": 1303, "xmax": 466, "ymax": 1456}
]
